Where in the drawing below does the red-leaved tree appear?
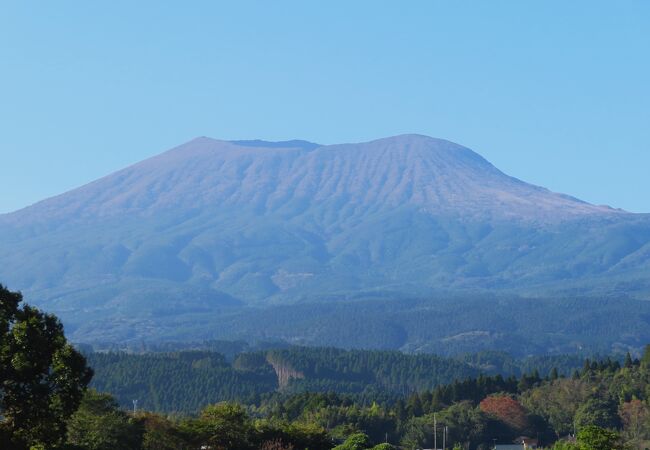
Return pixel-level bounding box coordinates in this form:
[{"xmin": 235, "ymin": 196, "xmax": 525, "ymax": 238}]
[{"xmin": 479, "ymin": 395, "xmax": 530, "ymax": 432}]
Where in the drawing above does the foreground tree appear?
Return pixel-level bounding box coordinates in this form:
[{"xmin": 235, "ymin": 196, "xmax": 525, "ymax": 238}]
[
  {"xmin": 66, "ymin": 390, "xmax": 143, "ymax": 450},
  {"xmin": 0, "ymin": 285, "xmax": 93, "ymax": 449}
]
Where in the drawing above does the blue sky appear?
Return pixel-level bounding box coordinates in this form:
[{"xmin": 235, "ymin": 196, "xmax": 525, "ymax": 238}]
[{"xmin": 1, "ymin": 1, "xmax": 649, "ymax": 213}]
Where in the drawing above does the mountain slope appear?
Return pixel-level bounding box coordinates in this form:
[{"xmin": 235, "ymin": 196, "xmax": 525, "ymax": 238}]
[
  {"xmin": 1, "ymin": 134, "xmax": 649, "ymax": 347},
  {"xmin": 0, "ymin": 135, "xmax": 618, "ymax": 227}
]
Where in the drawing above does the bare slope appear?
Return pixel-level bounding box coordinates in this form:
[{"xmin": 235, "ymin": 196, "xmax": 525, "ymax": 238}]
[{"xmin": 2, "ymin": 134, "xmax": 617, "ymax": 226}]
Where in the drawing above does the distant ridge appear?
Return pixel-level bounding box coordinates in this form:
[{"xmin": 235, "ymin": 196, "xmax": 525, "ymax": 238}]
[{"xmin": 230, "ymin": 139, "xmax": 321, "ymax": 150}]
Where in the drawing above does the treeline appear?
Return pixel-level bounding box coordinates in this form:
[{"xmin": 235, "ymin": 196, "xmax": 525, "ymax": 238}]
[
  {"xmin": 67, "ymin": 348, "xmax": 650, "ymax": 449},
  {"xmin": 61, "ymin": 391, "xmax": 336, "ymax": 450},
  {"xmin": 86, "ymin": 347, "xmax": 589, "ymax": 414},
  {"xmin": 266, "ymin": 347, "xmax": 478, "ymax": 394},
  {"xmin": 87, "ymin": 351, "xmax": 277, "ymax": 413}
]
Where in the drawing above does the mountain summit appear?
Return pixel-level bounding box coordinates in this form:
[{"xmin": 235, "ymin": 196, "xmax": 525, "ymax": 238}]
[
  {"xmin": 1, "ymin": 135, "xmax": 649, "ymax": 344},
  {"xmin": 3, "ymin": 134, "xmax": 617, "ymax": 226}
]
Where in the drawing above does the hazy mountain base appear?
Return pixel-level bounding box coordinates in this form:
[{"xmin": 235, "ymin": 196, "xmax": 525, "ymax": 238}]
[
  {"xmin": 2, "ymin": 207, "xmax": 650, "ymax": 354},
  {"xmin": 4, "ymin": 207, "xmax": 650, "ymax": 303},
  {"xmin": 66, "ymin": 293, "xmax": 650, "ymax": 356}
]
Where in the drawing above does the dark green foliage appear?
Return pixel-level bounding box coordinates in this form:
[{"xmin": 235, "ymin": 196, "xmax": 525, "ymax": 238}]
[
  {"xmin": 574, "ymin": 397, "xmax": 621, "ymax": 430},
  {"xmin": 86, "ymin": 345, "xmax": 613, "ymax": 415},
  {"xmin": 66, "ymin": 390, "xmax": 143, "ymax": 450},
  {"xmin": 182, "ymin": 402, "xmax": 255, "ymax": 449},
  {"xmin": 86, "ymin": 351, "xmax": 278, "ymax": 413},
  {"xmin": 87, "ymin": 347, "xmax": 484, "ymax": 413},
  {"xmin": 576, "ymin": 425, "xmax": 624, "ymax": 450},
  {"xmin": 140, "ymin": 412, "xmax": 194, "ymax": 450},
  {"xmin": 456, "ymin": 350, "xmax": 587, "ymax": 377},
  {"xmin": 195, "ymin": 295, "xmax": 650, "ymax": 357},
  {"xmin": 435, "ymin": 401, "xmax": 488, "ymax": 449},
  {"xmin": 0, "ymin": 285, "xmax": 93, "ymax": 449},
  {"xmin": 333, "ymin": 432, "xmax": 371, "ymax": 449},
  {"xmin": 253, "ymin": 419, "xmax": 332, "ymax": 450},
  {"xmin": 267, "ymin": 347, "xmax": 479, "ymax": 395},
  {"xmin": 641, "ymin": 344, "xmax": 650, "ymax": 370},
  {"xmin": 370, "ymin": 444, "xmax": 395, "ymax": 450},
  {"xmin": 551, "ymin": 439, "xmax": 580, "ymax": 450}
]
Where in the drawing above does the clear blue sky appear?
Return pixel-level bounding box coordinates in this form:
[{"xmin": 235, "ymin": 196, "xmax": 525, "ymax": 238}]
[{"xmin": 1, "ymin": 1, "xmax": 649, "ymax": 213}]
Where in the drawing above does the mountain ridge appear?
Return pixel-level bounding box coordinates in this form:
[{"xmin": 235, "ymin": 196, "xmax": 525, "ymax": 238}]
[{"xmin": 0, "ymin": 134, "xmax": 623, "ymax": 227}]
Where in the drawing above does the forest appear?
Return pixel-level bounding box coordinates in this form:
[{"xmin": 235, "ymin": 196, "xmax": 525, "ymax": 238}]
[
  {"xmin": 2, "ymin": 284, "xmax": 650, "ymax": 449},
  {"xmin": 33, "ymin": 348, "xmax": 650, "ymax": 449},
  {"xmin": 85, "ymin": 347, "xmax": 588, "ymax": 414}
]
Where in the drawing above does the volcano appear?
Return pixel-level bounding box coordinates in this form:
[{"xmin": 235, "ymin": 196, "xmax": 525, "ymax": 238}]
[{"xmin": 1, "ymin": 134, "xmax": 649, "ymax": 347}]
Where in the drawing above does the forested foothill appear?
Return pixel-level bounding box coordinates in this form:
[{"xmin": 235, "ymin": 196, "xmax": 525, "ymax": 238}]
[
  {"xmin": 82, "ymin": 349, "xmax": 650, "ymax": 449},
  {"xmin": 85, "ymin": 347, "xmax": 589, "ymax": 414}
]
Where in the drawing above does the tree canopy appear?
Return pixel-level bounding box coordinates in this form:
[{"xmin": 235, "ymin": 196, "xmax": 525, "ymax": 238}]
[{"xmin": 0, "ymin": 285, "xmax": 93, "ymax": 449}]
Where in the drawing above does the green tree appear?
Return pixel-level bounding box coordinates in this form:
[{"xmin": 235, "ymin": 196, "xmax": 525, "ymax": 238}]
[
  {"xmin": 574, "ymin": 397, "xmax": 620, "ymax": 430},
  {"xmin": 551, "ymin": 440, "xmax": 579, "ymax": 450},
  {"xmin": 399, "ymin": 416, "xmax": 431, "ymax": 450},
  {"xmin": 183, "ymin": 402, "xmax": 254, "ymax": 450},
  {"xmin": 640, "ymin": 345, "xmax": 650, "ymax": 370},
  {"xmin": 140, "ymin": 411, "xmax": 193, "ymax": 450},
  {"xmin": 438, "ymin": 401, "xmax": 489, "ymax": 449},
  {"xmin": 624, "ymin": 352, "xmax": 633, "ymax": 369},
  {"xmin": 576, "ymin": 425, "xmax": 623, "ymax": 450},
  {"xmin": 522, "ymin": 378, "xmax": 590, "ymax": 437},
  {"xmin": 0, "ymin": 285, "xmax": 93, "ymax": 449},
  {"xmin": 253, "ymin": 419, "xmax": 331, "ymax": 450},
  {"xmin": 333, "ymin": 432, "xmax": 371, "ymax": 450},
  {"xmin": 550, "ymin": 367, "xmax": 560, "ymax": 380},
  {"xmin": 66, "ymin": 389, "xmax": 144, "ymax": 450},
  {"xmin": 371, "ymin": 444, "xmax": 395, "ymax": 450}
]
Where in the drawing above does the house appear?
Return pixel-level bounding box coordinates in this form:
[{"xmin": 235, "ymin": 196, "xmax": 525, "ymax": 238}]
[
  {"xmin": 494, "ymin": 437, "xmax": 538, "ymax": 450},
  {"xmin": 516, "ymin": 436, "xmax": 539, "ymax": 448}
]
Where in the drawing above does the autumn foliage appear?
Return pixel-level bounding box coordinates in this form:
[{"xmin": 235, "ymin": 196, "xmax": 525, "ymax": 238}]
[{"xmin": 479, "ymin": 395, "xmax": 530, "ymax": 432}]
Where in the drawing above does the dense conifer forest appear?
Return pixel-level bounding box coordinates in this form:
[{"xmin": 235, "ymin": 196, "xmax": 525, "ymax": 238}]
[{"xmin": 85, "ymin": 347, "xmax": 589, "ymax": 415}]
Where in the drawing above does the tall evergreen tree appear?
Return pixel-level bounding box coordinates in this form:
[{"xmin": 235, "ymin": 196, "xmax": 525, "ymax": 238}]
[{"xmin": 0, "ymin": 285, "xmax": 93, "ymax": 449}]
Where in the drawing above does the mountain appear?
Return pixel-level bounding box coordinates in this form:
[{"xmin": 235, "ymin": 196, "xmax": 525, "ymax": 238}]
[{"xmin": 1, "ymin": 134, "xmax": 650, "ymax": 351}]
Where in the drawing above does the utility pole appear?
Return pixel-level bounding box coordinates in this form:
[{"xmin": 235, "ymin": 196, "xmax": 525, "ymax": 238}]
[
  {"xmin": 443, "ymin": 425, "xmax": 446, "ymax": 449},
  {"xmin": 434, "ymin": 413, "xmax": 437, "ymax": 450}
]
